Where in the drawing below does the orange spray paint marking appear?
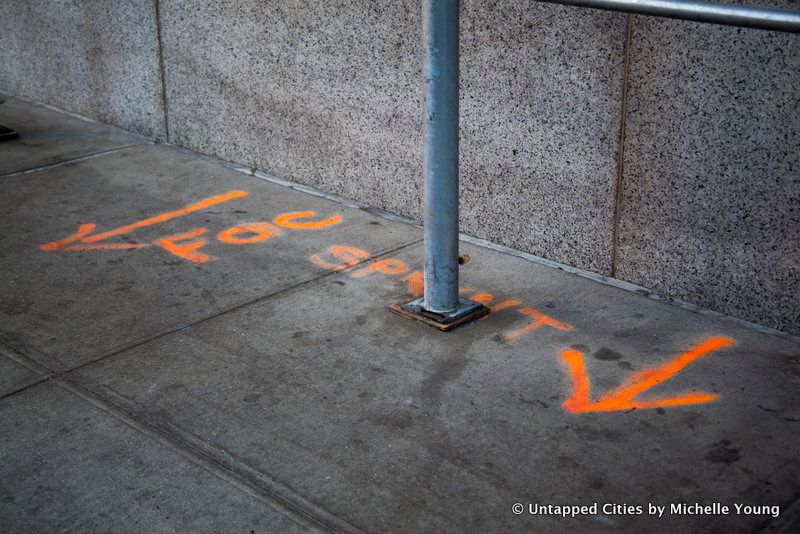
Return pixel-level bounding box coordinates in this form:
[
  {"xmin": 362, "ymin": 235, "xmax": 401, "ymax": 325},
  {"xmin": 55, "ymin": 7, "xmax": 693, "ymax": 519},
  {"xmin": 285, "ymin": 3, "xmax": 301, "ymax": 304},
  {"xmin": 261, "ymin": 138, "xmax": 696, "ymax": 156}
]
[
  {"xmin": 156, "ymin": 228, "xmax": 212, "ymax": 263},
  {"xmin": 217, "ymin": 222, "xmax": 282, "ymax": 244},
  {"xmin": 273, "ymin": 211, "xmax": 342, "ymax": 230},
  {"xmin": 399, "ymin": 271, "xmax": 522, "ymax": 318},
  {"xmin": 470, "ymin": 292, "xmax": 494, "ymax": 305},
  {"xmin": 309, "ymin": 245, "xmax": 370, "ymax": 271},
  {"xmin": 305, "ymin": 244, "xmax": 553, "ymax": 344},
  {"xmin": 490, "ymin": 299, "xmax": 521, "ymax": 313},
  {"xmin": 466, "ymin": 298, "xmax": 524, "ymax": 325},
  {"xmin": 403, "ymin": 271, "xmax": 424, "ymax": 297},
  {"xmin": 40, "ymin": 224, "xmax": 147, "ymax": 251},
  {"xmin": 41, "ymin": 190, "xmax": 248, "ymax": 251},
  {"xmin": 467, "ymin": 293, "xmax": 521, "ymax": 321},
  {"xmin": 504, "ymin": 307, "xmax": 573, "ymax": 342},
  {"xmin": 351, "ymin": 259, "xmax": 409, "ymax": 278},
  {"xmin": 82, "ymin": 191, "xmax": 248, "ymax": 243},
  {"xmin": 560, "ymin": 336, "xmax": 733, "ymax": 413},
  {"xmin": 460, "ymin": 292, "xmax": 520, "ymax": 314}
]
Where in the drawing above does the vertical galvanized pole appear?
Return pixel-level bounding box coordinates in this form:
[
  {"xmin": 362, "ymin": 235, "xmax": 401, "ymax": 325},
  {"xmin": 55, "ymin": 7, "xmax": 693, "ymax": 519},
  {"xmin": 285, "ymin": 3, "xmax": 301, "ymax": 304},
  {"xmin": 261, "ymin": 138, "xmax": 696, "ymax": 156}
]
[
  {"xmin": 422, "ymin": 0, "xmax": 461, "ymax": 314},
  {"xmin": 391, "ymin": 0, "xmax": 486, "ymax": 329}
]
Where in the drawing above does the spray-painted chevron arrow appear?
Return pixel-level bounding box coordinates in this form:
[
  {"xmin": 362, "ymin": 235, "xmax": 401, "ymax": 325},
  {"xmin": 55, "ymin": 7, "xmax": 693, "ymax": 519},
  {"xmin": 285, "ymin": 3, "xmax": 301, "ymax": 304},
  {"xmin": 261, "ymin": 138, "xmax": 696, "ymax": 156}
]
[
  {"xmin": 560, "ymin": 336, "xmax": 733, "ymax": 413},
  {"xmin": 40, "ymin": 190, "xmax": 248, "ymax": 251}
]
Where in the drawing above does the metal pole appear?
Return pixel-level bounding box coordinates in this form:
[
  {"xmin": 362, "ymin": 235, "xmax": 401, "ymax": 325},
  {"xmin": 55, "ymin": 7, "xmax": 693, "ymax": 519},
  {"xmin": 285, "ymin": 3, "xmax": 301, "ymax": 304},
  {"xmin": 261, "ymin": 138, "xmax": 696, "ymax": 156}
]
[
  {"xmin": 422, "ymin": 0, "xmax": 460, "ymax": 314},
  {"xmin": 392, "ymin": 0, "xmax": 487, "ymax": 329},
  {"xmin": 536, "ymin": 0, "xmax": 800, "ymax": 33}
]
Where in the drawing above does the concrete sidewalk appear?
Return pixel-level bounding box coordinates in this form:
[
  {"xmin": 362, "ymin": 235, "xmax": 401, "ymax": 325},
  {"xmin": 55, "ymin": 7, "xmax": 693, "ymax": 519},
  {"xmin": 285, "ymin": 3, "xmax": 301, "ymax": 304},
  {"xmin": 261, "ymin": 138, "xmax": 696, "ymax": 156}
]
[{"xmin": 1, "ymin": 95, "xmax": 798, "ymax": 533}]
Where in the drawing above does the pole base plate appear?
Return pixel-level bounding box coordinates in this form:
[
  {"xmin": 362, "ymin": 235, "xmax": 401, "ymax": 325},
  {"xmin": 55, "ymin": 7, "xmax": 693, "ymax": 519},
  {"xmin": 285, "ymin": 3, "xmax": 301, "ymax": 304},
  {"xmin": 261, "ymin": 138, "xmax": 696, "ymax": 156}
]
[{"xmin": 389, "ymin": 297, "xmax": 489, "ymax": 331}]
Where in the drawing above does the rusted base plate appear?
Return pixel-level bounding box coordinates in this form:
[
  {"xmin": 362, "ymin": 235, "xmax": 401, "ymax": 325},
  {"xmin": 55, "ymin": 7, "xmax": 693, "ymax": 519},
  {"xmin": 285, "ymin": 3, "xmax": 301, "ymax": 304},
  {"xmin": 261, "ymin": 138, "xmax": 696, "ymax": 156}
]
[
  {"xmin": 389, "ymin": 299, "xmax": 489, "ymax": 331},
  {"xmin": 0, "ymin": 125, "xmax": 19, "ymax": 142}
]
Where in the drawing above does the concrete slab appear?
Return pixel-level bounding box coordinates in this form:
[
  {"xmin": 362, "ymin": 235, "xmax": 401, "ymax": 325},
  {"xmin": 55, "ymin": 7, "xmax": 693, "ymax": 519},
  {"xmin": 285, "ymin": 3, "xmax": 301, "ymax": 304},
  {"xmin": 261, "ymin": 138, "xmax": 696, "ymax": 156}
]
[
  {"xmin": 0, "ymin": 95, "xmax": 146, "ymax": 176},
  {"xmin": 0, "ymin": 381, "xmax": 307, "ymax": 532},
  {"xmin": 71, "ymin": 240, "xmax": 800, "ymax": 532},
  {"xmin": 0, "ymin": 143, "xmax": 420, "ymax": 370}
]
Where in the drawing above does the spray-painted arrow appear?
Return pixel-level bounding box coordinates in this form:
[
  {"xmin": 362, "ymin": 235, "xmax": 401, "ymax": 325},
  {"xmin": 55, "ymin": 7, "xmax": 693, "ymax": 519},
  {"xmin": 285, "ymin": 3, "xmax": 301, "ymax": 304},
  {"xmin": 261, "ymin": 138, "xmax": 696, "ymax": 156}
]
[
  {"xmin": 40, "ymin": 190, "xmax": 249, "ymax": 251},
  {"xmin": 560, "ymin": 336, "xmax": 733, "ymax": 413}
]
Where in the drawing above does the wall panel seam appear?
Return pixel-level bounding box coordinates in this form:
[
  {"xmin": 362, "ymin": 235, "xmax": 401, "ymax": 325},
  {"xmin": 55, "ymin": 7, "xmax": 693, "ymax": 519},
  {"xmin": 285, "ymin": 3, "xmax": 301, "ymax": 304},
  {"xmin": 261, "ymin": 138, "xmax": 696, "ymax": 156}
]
[
  {"xmin": 611, "ymin": 13, "xmax": 633, "ymax": 278},
  {"xmin": 154, "ymin": 0, "xmax": 171, "ymax": 142}
]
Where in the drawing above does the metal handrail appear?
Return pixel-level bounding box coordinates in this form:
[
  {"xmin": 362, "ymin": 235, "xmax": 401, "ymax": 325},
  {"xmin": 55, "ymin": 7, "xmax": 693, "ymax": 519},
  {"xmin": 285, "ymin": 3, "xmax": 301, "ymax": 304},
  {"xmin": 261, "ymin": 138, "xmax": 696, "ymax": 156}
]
[{"xmin": 539, "ymin": 0, "xmax": 800, "ymax": 33}]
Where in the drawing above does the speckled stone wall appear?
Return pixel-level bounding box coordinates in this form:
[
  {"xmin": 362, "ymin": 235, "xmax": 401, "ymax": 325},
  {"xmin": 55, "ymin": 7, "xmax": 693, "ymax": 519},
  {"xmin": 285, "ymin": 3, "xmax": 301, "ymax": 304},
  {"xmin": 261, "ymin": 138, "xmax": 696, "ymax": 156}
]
[
  {"xmin": 459, "ymin": 2, "xmax": 624, "ymax": 274},
  {"xmin": 159, "ymin": 0, "xmax": 426, "ymax": 231},
  {"xmin": 158, "ymin": 0, "xmax": 626, "ymax": 275},
  {"xmin": 618, "ymin": 6, "xmax": 800, "ymax": 334},
  {"xmin": 0, "ymin": 0, "xmax": 166, "ymax": 140}
]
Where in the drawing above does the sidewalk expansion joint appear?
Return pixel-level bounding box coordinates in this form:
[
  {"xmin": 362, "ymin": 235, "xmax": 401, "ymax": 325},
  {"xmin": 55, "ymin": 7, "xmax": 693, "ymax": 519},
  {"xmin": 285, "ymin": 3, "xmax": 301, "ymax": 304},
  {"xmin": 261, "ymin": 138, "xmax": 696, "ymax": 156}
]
[
  {"xmin": 0, "ymin": 340, "xmax": 57, "ymax": 401},
  {"xmin": 0, "ymin": 376, "xmax": 52, "ymax": 402},
  {"xmin": 0, "ymin": 142, "xmax": 151, "ymax": 179}
]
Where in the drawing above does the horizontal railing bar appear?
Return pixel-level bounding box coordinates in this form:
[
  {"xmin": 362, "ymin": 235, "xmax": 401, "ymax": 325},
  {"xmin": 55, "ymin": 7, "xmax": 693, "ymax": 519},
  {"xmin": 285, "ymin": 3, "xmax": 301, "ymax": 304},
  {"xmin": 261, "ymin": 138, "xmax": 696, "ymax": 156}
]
[{"xmin": 537, "ymin": 0, "xmax": 800, "ymax": 32}]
